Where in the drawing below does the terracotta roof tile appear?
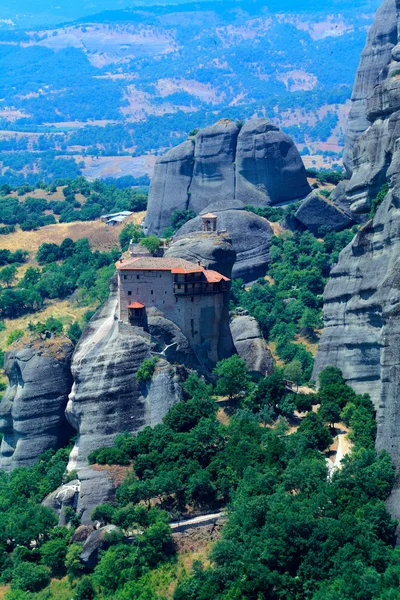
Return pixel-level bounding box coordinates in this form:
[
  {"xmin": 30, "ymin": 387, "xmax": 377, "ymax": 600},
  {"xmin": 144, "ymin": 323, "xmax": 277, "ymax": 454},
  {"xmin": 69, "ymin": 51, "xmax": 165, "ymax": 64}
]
[{"xmin": 128, "ymin": 302, "xmax": 145, "ymax": 309}]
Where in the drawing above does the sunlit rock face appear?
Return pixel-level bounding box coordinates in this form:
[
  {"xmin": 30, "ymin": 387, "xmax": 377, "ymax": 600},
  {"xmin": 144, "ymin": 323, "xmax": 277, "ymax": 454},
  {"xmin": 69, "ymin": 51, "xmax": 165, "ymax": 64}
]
[
  {"xmin": 0, "ymin": 340, "xmax": 74, "ymax": 471},
  {"xmin": 343, "ymin": 0, "xmax": 400, "ymax": 213},
  {"xmin": 144, "ymin": 117, "xmax": 310, "ymax": 236}
]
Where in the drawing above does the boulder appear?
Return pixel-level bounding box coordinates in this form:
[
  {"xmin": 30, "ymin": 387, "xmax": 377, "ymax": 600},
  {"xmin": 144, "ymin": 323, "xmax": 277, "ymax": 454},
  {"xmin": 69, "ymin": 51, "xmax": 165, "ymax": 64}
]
[
  {"xmin": 0, "ymin": 339, "xmax": 74, "ymax": 470},
  {"xmin": 235, "ymin": 118, "xmax": 311, "ymax": 206},
  {"xmin": 80, "ymin": 525, "xmax": 121, "ymax": 570},
  {"xmin": 230, "ymin": 315, "xmax": 274, "ymax": 378},
  {"xmin": 144, "ymin": 117, "xmax": 310, "ymax": 236},
  {"xmin": 42, "ymin": 480, "xmax": 80, "ymax": 526},
  {"xmin": 72, "ymin": 525, "xmax": 95, "ymax": 543},
  {"xmin": 176, "ymin": 208, "xmax": 273, "ymax": 282},
  {"xmin": 294, "ymin": 191, "xmax": 354, "ymax": 235},
  {"xmin": 164, "ymin": 232, "xmax": 236, "ymax": 279}
]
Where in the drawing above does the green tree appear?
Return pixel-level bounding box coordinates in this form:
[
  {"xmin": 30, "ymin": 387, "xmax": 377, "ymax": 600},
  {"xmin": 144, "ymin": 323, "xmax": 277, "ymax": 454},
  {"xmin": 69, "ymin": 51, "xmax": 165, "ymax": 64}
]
[
  {"xmin": 74, "ymin": 577, "xmax": 96, "ymax": 600},
  {"xmin": 12, "ymin": 563, "xmax": 50, "ymax": 592},
  {"xmin": 0, "ymin": 265, "xmax": 17, "ymax": 287},
  {"xmin": 136, "ymin": 358, "xmax": 158, "ymax": 382},
  {"xmin": 6, "ymin": 329, "xmax": 24, "ymax": 347},
  {"xmin": 68, "ymin": 321, "xmax": 82, "ymax": 346},
  {"xmin": 284, "ymin": 359, "xmax": 303, "ymax": 390},
  {"xmin": 140, "ymin": 236, "xmax": 161, "ymax": 255},
  {"xmin": 66, "ymin": 543, "xmax": 85, "ymax": 582},
  {"xmin": 40, "ymin": 537, "xmax": 68, "ymax": 575},
  {"xmin": 213, "ymin": 355, "xmax": 251, "ymax": 400}
]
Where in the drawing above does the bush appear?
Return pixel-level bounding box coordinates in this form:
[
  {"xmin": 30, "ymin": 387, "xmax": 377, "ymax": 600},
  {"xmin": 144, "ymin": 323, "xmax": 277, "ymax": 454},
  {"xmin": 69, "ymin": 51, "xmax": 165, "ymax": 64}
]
[
  {"xmin": 136, "ymin": 358, "xmax": 159, "ymax": 382},
  {"xmin": 12, "ymin": 563, "xmax": 50, "ymax": 592},
  {"xmin": 139, "ymin": 236, "xmax": 161, "ymax": 255},
  {"xmin": 74, "ymin": 577, "xmax": 96, "ymax": 600},
  {"xmin": 6, "ymin": 329, "xmax": 24, "ymax": 347}
]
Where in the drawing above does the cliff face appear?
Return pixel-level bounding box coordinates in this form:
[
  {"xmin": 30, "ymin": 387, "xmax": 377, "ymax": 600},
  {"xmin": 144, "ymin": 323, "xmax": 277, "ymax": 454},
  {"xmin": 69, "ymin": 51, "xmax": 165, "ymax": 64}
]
[
  {"xmin": 0, "ymin": 340, "xmax": 74, "ymax": 470},
  {"xmin": 343, "ymin": 0, "xmax": 399, "ymax": 213},
  {"xmin": 144, "ymin": 117, "xmax": 310, "ymax": 236},
  {"xmin": 66, "ymin": 279, "xmax": 183, "ymax": 469},
  {"xmin": 314, "ymin": 143, "xmax": 400, "ymax": 521}
]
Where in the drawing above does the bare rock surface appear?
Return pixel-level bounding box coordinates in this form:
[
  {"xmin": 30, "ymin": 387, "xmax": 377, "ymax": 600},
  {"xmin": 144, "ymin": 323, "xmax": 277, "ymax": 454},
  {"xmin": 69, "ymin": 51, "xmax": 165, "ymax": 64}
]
[
  {"xmin": 314, "ymin": 141, "xmax": 400, "ymax": 525},
  {"xmin": 343, "ymin": 0, "xmax": 399, "ymax": 210},
  {"xmin": 42, "ymin": 480, "xmax": 80, "ymax": 525},
  {"xmin": 164, "ymin": 232, "xmax": 236, "ymax": 279},
  {"xmin": 144, "ymin": 117, "xmax": 310, "ymax": 236},
  {"xmin": 230, "ymin": 315, "xmax": 274, "ymax": 378},
  {"xmin": 294, "ymin": 191, "xmax": 355, "ymax": 235},
  {"xmin": 0, "ymin": 339, "xmax": 74, "ymax": 470},
  {"xmin": 236, "ymin": 118, "xmax": 311, "ymax": 206},
  {"xmin": 80, "ymin": 525, "xmax": 121, "ymax": 570},
  {"xmin": 175, "ymin": 207, "xmax": 273, "ymax": 282}
]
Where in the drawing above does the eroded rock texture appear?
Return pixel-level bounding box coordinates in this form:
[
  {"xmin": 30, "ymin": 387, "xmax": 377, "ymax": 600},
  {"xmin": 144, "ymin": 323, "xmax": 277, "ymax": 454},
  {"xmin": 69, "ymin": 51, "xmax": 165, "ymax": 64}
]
[
  {"xmin": 0, "ymin": 340, "xmax": 74, "ymax": 471},
  {"xmin": 314, "ymin": 142, "xmax": 400, "ymax": 523},
  {"xmin": 295, "ymin": 191, "xmax": 355, "ymax": 235},
  {"xmin": 65, "ymin": 279, "xmax": 184, "ymax": 520},
  {"xmin": 175, "ymin": 205, "xmax": 273, "ymax": 282},
  {"xmin": 343, "ymin": 0, "xmax": 399, "ymax": 213},
  {"xmin": 230, "ymin": 315, "xmax": 274, "ymax": 379},
  {"xmin": 145, "ymin": 117, "xmax": 310, "ymax": 235}
]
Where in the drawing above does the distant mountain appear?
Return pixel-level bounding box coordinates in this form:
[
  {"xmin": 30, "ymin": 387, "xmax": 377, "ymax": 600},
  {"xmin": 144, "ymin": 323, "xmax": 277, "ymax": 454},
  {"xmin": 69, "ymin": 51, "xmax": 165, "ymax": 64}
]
[{"xmin": 0, "ymin": 0, "xmax": 382, "ymax": 184}]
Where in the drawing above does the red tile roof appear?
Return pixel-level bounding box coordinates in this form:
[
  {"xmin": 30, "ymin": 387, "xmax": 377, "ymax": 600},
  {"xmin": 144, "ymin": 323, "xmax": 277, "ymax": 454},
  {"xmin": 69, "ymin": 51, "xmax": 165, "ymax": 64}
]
[
  {"xmin": 116, "ymin": 257, "xmax": 230, "ymax": 283},
  {"xmin": 128, "ymin": 302, "xmax": 145, "ymax": 309},
  {"xmin": 202, "ymin": 213, "xmax": 217, "ymax": 219}
]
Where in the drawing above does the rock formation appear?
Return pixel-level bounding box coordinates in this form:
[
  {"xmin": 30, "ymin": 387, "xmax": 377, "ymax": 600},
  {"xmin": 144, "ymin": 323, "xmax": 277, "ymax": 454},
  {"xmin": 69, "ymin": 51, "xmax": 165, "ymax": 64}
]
[
  {"xmin": 174, "ymin": 204, "xmax": 273, "ymax": 282},
  {"xmin": 0, "ymin": 339, "xmax": 74, "ymax": 471},
  {"xmin": 164, "ymin": 231, "xmax": 236, "ymax": 279},
  {"xmin": 144, "ymin": 117, "xmax": 310, "ymax": 236},
  {"xmin": 230, "ymin": 315, "xmax": 274, "ymax": 379},
  {"xmin": 294, "ymin": 191, "xmax": 355, "ymax": 235},
  {"xmin": 343, "ymin": 0, "xmax": 399, "ymax": 213},
  {"xmin": 314, "ymin": 139, "xmax": 400, "ymax": 524}
]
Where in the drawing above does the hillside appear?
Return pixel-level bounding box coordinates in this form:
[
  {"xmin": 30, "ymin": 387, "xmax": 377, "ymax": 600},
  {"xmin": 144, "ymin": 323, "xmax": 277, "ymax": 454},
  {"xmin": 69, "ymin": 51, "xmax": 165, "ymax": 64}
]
[{"xmin": 0, "ymin": 0, "xmax": 380, "ymax": 184}]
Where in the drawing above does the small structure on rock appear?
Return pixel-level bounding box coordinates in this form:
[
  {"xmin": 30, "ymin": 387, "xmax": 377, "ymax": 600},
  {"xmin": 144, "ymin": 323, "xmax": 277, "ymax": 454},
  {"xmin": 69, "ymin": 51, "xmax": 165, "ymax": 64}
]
[{"xmin": 202, "ymin": 213, "xmax": 217, "ymax": 232}]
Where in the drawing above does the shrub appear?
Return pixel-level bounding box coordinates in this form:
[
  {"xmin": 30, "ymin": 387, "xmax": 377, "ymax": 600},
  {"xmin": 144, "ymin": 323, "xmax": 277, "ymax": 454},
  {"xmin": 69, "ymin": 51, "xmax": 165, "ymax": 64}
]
[
  {"xmin": 6, "ymin": 329, "xmax": 24, "ymax": 347},
  {"xmin": 74, "ymin": 577, "xmax": 96, "ymax": 600},
  {"xmin": 136, "ymin": 358, "xmax": 159, "ymax": 382},
  {"xmin": 12, "ymin": 563, "xmax": 50, "ymax": 592},
  {"xmin": 139, "ymin": 236, "xmax": 161, "ymax": 255}
]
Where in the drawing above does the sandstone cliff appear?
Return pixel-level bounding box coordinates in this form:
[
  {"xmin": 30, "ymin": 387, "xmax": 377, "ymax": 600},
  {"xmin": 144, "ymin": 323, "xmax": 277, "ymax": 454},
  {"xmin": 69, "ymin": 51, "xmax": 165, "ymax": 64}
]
[
  {"xmin": 0, "ymin": 339, "xmax": 74, "ymax": 471},
  {"xmin": 144, "ymin": 118, "xmax": 310, "ymax": 236}
]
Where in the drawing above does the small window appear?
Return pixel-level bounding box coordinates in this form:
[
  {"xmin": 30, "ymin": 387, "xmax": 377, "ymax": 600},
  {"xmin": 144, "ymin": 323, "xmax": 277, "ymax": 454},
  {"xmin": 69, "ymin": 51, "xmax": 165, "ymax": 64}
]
[
  {"xmin": 151, "ymin": 290, "xmax": 153, "ymax": 295},
  {"xmin": 191, "ymin": 296, "xmax": 194, "ymax": 302},
  {"xmin": 165, "ymin": 291, "xmax": 167, "ymax": 294},
  {"xmin": 128, "ymin": 291, "xmax": 132, "ymax": 296},
  {"xmin": 123, "ymin": 275, "xmax": 127, "ymax": 280},
  {"xmin": 137, "ymin": 275, "xmax": 140, "ymax": 280},
  {"xmin": 175, "ymin": 297, "xmax": 178, "ymax": 303}
]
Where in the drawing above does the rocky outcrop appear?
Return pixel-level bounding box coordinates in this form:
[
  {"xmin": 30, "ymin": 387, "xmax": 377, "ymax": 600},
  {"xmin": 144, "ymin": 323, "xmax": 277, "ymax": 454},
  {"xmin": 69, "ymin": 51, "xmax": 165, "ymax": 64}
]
[
  {"xmin": 145, "ymin": 117, "xmax": 310, "ymax": 236},
  {"xmin": 80, "ymin": 525, "xmax": 121, "ymax": 570},
  {"xmin": 314, "ymin": 140, "xmax": 400, "ymax": 523},
  {"xmin": 65, "ymin": 278, "xmax": 184, "ymax": 520},
  {"xmin": 235, "ymin": 118, "xmax": 311, "ymax": 206},
  {"xmin": 343, "ymin": 0, "xmax": 399, "ymax": 211},
  {"xmin": 42, "ymin": 480, "xmax": 80, "ymax": 525},
  {"xmin": 164, "ymin": 231, "xmax": 236, "ymax": 279},
  {"xmin": 294, "ymin": 191, "xmax": 355, "ymax": 235},
  {"xmin": 66, "ymin": 280, "xmax": 183, "ymax": 469},
  {"xmin": 0, "ymin": 339, "xmax": 74, "ymax": 471},
  {"xmin": 230, "ymin": 315, "xmax": 274, "ymax": 379},
  {"xmin": 175, "ymin": 205, "xmax": 273, "ymax": 282}
]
